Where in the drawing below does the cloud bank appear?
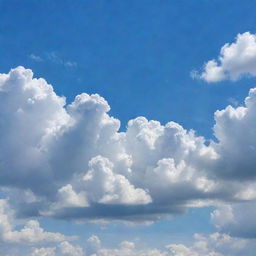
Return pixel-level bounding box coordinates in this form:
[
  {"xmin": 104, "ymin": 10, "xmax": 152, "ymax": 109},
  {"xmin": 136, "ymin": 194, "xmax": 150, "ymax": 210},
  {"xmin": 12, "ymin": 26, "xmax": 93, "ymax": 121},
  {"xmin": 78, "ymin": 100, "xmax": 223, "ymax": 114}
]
[
  {"xmin": 0, "ymin": 199, "xmax": 255, "ymax": 256},
  {"xmin": 5, "ymin": 230, "xmax": 256, "ymax": 256},
  {"xmin": 1, "ymin": 66, "xmax": 256, "ymax": 254},
  {"xmin": 1, "ymin": 66, "xmax": 256, "ymax": 224}
]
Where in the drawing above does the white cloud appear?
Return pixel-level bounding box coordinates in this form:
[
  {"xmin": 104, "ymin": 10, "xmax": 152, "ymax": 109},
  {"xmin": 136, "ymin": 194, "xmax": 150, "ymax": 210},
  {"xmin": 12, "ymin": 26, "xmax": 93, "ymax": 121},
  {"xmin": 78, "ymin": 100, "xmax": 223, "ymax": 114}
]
[
  {"xmin": 166, "ymin": 232, "xmax": 252, "ymax": 256},
  {"xmin": 0, "ymin": 199, "xmax": 84, "ymax": 256},
  {"xmin": 7, "ymin": 220, "xmax": 67, "ymax": 245},
  {"xmin": 199, "ymin": 60, "xmax": 226, "ymax": 82},
  {"xmin": 196, "ymin": 32, "xmax": 256, "ymax": 82},
  {"xmin": 1, "ymin": 232, "xmax": 255, "ymax": 256},
  {"xmin": 2, "ymin": 66, "xmax": 256, "ymax": 224},
  {"xmin": 46, "ymin": 52, "xmax": 77, "ymax": 68},
  {"xmin": 211, "ymin": 87, "xmax": 256, "ymax": 180},
  {"xmin": 0, "ymin": 199, "xmax": 68, "ymax": 245},
  {"xmin": 0, "ymin": 66, "xmax": 217, "ymax": 221},
  {"xmin": 84, "ymin": 233, "xmax": 256, "ymax": 256},
  {"xmin": 81, "ymin": 156, "xmax": 152, "ymax": 205},
  {"xmin": 31, "ymin": 247, "xmax": 56, "ymax": 256},
  {"xmin": 211, "ymin": 200, "xmax": 256, "ymax": 238},
  {"xmin": 28, "ymin": 52, "xmax": 77, "ymax": 68},
  {"xmin": 1, "ymin": 231, "xmax": 255, "ymax": 256},
  {"xmin": 29, "ymin": 54, "xmax": 43, "ymax": 62},
  {"xmin": 90, "ymin": 238, "xmax": 166, "ymax": 256},
  {"xmin": 58, "ymin": 241, "xmax": 83, "ymax": 256},
  {"xmin": 86, "ymin": 235, "xmax": 101, "ymax": 255}
]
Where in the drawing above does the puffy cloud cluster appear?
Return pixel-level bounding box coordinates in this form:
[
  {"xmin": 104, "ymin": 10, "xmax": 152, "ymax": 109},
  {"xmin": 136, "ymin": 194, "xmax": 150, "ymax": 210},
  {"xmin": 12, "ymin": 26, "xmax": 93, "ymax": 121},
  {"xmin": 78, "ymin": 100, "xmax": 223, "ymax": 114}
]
[
  {"xmin": 196, "ymin": 32, "xmax": 256, "ymax": 82},
  {"xmin": 0, "ymin": 197, "xmax": 255, "ymax": 256},
  {"xmin": 0, "ymin": 199, "xmax": 68, "ymax": 245},
  {"xmin": 166, "ymin": 232, "xmax": 255, "ymax": 256},
  {"xmin": 0, "ymin": 199, "xmax": 83, "ymax": 256},
  {"xmin": 31, "ymin": 247, "xmax": 56, "ymax": 256},
  {"xmin": 1, "ymin": 229, "xmax": 256, "ymax": 256},
  {"xmin": 1, "ymin": 66, "xmax": 256, "ymax": 224},
  {"xmin": 58, "ymin": 241, "xmax": 83, "ymax": 256},
  {"xmin": 89, "ymin": 239, "xmax": 166, "ymax": 256},
  {"xmin": 82, "ymin": 233, "xmax": 256, "ymax": 256},
  {"xmin": 9, "ymin": 241, "xmax": 84, "ymax": 256},
  {"xmin": 211, "ymin": 200, "xmax": 256, "ymax": 238}
]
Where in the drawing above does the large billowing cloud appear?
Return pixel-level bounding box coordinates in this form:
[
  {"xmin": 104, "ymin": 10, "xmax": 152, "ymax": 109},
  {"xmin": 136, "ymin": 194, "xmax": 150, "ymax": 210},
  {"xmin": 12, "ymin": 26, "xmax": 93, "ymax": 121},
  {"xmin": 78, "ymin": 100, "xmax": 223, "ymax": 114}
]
[
  {"xmin": 1, "ymin": 66, "xmax": 256, "ymax": 224},
  {"xmin": 196, "ymin": 32, "xmax": 256, "ymax": 82}
]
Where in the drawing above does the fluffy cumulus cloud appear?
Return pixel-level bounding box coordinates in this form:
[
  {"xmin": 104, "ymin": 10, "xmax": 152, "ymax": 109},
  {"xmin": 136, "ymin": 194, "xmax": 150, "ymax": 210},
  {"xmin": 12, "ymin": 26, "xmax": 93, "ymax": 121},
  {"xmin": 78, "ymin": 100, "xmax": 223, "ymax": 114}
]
[
  {"xmin": 31, "ymin": 247, "xmax": 56, "ymax": 256},
  {"xmin": 2, "ymin": 66, "xmax": 256, "ymax": 224},
  {"xmin": 196, "ymin": 32, "xmax": 256, "ymax": 82},
  {"xmin": 89, "ymin": 239, "xmax": 166, "ymax": 256},
  {"xmin": 211, "ymin": 87, "xmax": 256, "ymax": 180},
  {"xmin": 79, "ymin": 234, "xmax": 256, "ymax": 256},
  {"xmin": 2, "ymin": 229, "xmax": 256, "ymax": 256},
  {"xmin": 165, "ymin": 232, "xmax": 256, "ymax": 256},
  {"xmin": 0, "ymin": 199, "xmax": 82, "ymax": 256},
  {"xmin": 0, "ymin": 66, "xmax": 211, "ymax": 221},
  {"xmin": 0, "ymin": 63, "xmax": 255, "ymax": 250},
  {"xmin": 0, "ymin": 199, "xmax": 68, "ymax": 245},
  {"xmin": 81, "ymin": 156, "xmax": 151, "ymax": 205},
  {"xmin": 58, "ymin": 241, "xmax": 83, "ymax": 256}
]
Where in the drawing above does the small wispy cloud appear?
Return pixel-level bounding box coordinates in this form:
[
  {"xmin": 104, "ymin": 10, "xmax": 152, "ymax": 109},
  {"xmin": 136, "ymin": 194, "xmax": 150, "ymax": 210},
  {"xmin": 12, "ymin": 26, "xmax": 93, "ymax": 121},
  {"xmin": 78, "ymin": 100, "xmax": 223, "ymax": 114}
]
[
  {"xmin": 47, "ymin": 52, "xmax": 78, "ymax": 68},
  {"xmin": 65, "ymin": 61, "xmax": 77, "ymax": 68},
  {"xmin": 227, "ymin": 97, "xmax": 239, "ymax": 107},
  {"xmin": 29, "ymin": 53, "xmax": 43, "ymax": 62},
  {"xmin": 190, "ymin": 69, "xmax": 200, "ymax": 80},
  {"xmin": 28, "ymin": 52, "xmax": 77, "ymax": 68}
]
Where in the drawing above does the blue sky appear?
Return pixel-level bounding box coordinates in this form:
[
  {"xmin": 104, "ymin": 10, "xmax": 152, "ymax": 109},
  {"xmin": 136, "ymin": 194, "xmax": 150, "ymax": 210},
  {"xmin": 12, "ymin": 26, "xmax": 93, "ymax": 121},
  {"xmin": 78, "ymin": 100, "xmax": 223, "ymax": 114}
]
[
  {"xmin": 2, "ymin": 1, "xmax": 256, "ymax": 255},
  {"xmin": 1, "ymin": 0, "xmax": 256, "ymax": 136}
]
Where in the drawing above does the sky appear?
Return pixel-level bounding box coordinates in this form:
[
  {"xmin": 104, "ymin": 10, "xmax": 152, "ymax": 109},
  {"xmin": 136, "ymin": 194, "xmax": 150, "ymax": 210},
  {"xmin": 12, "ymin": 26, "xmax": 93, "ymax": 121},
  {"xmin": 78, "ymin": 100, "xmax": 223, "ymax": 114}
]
[{"xmin": 2, "ymin": 0, "xmax": 256, "ymax": 255}]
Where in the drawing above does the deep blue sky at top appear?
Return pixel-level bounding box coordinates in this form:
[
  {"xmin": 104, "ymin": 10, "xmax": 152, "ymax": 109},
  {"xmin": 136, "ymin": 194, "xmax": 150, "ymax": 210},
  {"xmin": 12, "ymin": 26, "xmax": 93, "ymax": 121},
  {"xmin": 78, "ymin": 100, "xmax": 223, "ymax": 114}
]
[{"xmin": 1, "ymin": 0, "xmax": 256, "ymax": 138}]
